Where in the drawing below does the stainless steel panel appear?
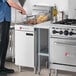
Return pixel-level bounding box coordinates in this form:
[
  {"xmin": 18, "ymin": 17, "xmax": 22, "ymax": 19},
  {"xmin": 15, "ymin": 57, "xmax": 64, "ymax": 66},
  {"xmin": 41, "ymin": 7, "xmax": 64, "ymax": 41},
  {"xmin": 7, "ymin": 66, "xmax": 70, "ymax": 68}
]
[{"xmin": 50, "ymin": 38, "xmax": 76, "ymax": 66}]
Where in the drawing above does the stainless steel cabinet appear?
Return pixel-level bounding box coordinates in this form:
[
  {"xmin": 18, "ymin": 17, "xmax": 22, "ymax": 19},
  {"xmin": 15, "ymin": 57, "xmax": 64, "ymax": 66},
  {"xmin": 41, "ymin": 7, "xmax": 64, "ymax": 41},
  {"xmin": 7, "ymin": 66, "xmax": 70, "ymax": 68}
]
[{"xmin": 15, "ymin": 25, "xmax": 34, "ymax": 68}]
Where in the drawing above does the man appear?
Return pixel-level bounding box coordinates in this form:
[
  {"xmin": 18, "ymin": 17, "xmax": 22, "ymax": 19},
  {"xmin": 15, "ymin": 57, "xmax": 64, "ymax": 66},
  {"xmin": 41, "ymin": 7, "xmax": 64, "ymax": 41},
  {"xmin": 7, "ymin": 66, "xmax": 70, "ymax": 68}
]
[{"xmin": 0, "ymin": 0, "xmax": 26, "ymax": 74}]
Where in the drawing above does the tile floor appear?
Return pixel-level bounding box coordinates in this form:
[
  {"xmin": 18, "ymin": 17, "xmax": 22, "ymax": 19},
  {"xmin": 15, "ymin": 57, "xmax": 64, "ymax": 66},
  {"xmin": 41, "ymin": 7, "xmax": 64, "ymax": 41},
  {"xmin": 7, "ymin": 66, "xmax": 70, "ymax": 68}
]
[{"xmin": 3, "ymin": 62, "xmax": 76, "ymax": 76}]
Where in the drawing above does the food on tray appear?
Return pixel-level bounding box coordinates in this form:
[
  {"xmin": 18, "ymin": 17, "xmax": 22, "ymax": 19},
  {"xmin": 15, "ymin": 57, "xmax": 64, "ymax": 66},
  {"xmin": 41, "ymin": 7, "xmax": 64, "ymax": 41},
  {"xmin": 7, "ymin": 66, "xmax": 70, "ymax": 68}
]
[
  {"xmin": 27, "ymin": 19, "xmax": 37, "ymax": 25},
  {"xmin": 37, "ymin": 15, "xmax": 48, "ymax": 23},
  {"xmin": 24, "ymin": 15, "xmax": 48, "ymax": 25}
]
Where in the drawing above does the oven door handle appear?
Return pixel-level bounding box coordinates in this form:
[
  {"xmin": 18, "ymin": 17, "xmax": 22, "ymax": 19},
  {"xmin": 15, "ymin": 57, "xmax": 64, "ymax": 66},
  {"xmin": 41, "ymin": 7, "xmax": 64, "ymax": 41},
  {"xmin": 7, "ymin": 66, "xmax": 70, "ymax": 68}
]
[{"xmin": 54, "ymin": 42, "xmax": 76, "ymax": 46}]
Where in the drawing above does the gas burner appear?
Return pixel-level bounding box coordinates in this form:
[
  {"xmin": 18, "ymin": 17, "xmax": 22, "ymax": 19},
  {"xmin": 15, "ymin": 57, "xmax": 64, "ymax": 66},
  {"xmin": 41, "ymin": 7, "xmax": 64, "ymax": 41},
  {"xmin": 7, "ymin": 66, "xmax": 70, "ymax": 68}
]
[{"xmin": 54, "ymin": 19, "xmax": 76, "ymax": 25}]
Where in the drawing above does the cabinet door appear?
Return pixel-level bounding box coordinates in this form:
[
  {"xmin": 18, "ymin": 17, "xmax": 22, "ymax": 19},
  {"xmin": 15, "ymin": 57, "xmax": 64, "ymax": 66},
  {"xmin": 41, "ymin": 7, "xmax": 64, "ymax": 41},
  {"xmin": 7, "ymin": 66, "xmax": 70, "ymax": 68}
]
[
  {"xmin": 24, "ymin": 31, "xmax": 34, "ymax": 67},
  {"xmin": 15, "ymin": 31, "xmax": 34, "ymax": 68}
]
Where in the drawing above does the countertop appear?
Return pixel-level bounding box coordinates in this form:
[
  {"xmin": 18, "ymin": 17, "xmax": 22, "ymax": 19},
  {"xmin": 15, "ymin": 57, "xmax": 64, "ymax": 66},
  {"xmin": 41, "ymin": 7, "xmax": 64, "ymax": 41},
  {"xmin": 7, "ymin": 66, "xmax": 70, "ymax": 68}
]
[
  {"xmin": 34, "ymin": 21, "xmax": 52, "ymax": 29},
  {"xmin": 13, "ymin": 21, "xmax": 52, "ymax": 29}
]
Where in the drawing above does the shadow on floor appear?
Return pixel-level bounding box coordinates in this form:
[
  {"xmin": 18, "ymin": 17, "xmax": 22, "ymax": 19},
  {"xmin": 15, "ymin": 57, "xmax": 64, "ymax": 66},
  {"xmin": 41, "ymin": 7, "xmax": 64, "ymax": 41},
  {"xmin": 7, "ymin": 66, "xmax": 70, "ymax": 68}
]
[{"xmin": 0, "ymin": 73, "xmax": 7, "ymax": 76}]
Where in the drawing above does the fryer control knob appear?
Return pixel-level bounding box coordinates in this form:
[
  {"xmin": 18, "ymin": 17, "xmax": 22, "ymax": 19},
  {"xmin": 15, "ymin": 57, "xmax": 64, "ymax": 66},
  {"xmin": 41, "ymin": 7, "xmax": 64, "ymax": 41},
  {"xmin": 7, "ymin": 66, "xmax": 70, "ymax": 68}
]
[{"xmin": 64, "ymin": 30, "xmax": 68, "ymax": 35}]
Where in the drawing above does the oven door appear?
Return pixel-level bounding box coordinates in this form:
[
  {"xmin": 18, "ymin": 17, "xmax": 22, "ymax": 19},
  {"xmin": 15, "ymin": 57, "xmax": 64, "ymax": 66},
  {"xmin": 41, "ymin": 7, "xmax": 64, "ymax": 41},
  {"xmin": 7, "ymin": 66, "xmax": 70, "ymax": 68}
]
[{"xmin": 50, "ymin": 38, "xmax": 76, "ymax": 66}]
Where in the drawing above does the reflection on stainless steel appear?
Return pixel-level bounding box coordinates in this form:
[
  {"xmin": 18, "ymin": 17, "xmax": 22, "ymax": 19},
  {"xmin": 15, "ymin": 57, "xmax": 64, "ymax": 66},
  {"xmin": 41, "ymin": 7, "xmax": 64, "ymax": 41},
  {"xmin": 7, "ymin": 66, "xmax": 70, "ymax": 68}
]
[
  {"xmin": 16, "ymin": 21, "xmax": 36, "ymax": 26},
  {"xmin": 49, "ymin": 7, "xmax": 54, "ymax": 22},
  {"xmin": 16, "ymin": 22, "xmax": 26, "ymax": 25}
]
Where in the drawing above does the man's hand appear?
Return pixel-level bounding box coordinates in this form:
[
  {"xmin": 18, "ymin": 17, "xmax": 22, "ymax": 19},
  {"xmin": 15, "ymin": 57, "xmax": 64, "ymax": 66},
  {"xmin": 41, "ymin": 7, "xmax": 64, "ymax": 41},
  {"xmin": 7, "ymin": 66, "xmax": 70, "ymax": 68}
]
[
  {"xmin": 7, "ymin": 0, "xmax": 26, "ymax": 15},
  {"xmin": 19, "ymin": 9, "xmax": 26, "ymax": 15}
]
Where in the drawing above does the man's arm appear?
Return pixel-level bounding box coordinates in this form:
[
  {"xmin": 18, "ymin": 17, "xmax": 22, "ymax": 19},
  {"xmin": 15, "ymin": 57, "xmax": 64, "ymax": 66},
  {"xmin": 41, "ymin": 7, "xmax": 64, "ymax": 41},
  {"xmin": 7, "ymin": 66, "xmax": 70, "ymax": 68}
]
[{"xmin": 7, "ymin": 0, "xmax": 26, "ymax": 15}]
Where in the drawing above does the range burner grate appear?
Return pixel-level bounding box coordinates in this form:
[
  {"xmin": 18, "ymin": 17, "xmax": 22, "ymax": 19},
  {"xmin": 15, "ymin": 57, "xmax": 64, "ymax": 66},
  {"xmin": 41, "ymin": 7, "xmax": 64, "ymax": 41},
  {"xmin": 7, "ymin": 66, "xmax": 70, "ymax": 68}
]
[{"xmin": 54, "ymin": 19, "xmax": 76, "ymax": 25}]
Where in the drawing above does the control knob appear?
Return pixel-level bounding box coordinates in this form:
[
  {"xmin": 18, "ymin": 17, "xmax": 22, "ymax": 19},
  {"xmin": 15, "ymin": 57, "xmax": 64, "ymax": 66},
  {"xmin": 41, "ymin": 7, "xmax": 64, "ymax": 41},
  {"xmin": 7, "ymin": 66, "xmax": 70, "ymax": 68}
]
[
  {"xmin": 64, "ymin": 30, "xmax": 68, "ymax": 35},
  {"xmin": 52, "ymin": 30, "xmax": 63, "ymax": 35},
  {"xmin": 69, "ymin": 31, "xmax": 76, "ymax": 35},
  {"xmin": 52, "ymin": 30, "xmax": 58, "ymax": 34},
  {"xmin": 59, "ymin": 31, "xmax": 63, "ymax": 34}
]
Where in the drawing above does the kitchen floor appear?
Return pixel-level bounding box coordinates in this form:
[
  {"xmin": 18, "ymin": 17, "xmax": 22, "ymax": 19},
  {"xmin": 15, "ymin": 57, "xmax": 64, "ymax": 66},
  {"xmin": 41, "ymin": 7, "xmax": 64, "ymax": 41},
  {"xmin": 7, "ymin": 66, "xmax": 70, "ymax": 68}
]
[{"xmin": 3, "ymin": 62, "xmax": 76, "ymax": 76}]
